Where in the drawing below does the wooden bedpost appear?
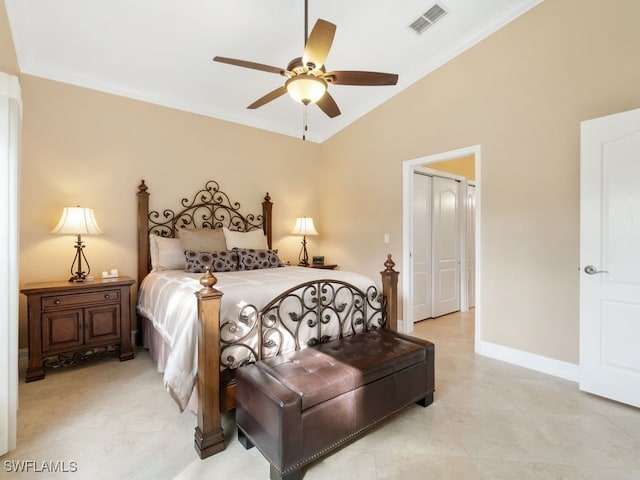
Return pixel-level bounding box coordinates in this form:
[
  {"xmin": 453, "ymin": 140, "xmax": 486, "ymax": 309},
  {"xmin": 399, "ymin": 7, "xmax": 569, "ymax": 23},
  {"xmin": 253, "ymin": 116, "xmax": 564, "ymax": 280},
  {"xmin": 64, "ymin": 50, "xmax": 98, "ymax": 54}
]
[
  {"xmin": 194, "ymin": 267, "xmax": 225, "ymax": 459},
  {"xmin": 136, "ymin": 180, "xmax": 150, "ymax": 346},
  {"xmin": 262, "ymin": 192, "xmax": 273, "ymax": 249},
  {"xmin": 136, "ymin": 180, "xmax": 150, "ymax": 286},
  {"xmin": 381, "ymin": 254, "xmax": 399, "ymax": 332}
]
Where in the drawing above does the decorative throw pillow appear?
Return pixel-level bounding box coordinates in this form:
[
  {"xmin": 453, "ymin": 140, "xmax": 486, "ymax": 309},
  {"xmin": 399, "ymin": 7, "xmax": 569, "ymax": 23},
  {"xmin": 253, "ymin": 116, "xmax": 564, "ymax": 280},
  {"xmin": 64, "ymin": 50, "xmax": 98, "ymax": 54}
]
[
  {"xmin": 222, "ymin": 226, "xmax": 269, "ymax": 250},
  {"xmin": 236, "ymin": 249, "xmax": 284, "ymax": 270},
  {"xmin": 184, "ymin": 250, "xmax": 239, "ymax": 273},
  {"xmin": 177, "ymin": 228, "xmax": 227, "ymax": 252},
  {"xmin": 149, "ymin": 234, "xmax": 185, "ymax": 271}
]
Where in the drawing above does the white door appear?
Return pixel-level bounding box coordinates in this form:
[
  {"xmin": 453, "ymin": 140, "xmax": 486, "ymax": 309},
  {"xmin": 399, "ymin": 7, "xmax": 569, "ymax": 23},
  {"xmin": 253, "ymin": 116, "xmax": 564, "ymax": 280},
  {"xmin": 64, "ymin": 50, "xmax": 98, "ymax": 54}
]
[
  {"xmin": 412, "ymin": 173, "xmax": 432, "ymax": 323},
  {"xmin": 580, "ymin": 108, "xmax": 640, "ymax": 408},
  {"xmin": 466, "ymin": 184, "xmax": 476, "ymax": 309},
  {"xmin": 432, "ymin": 176, "xmax": 461, "ymax": 317},
  {"xmin": 0, "ymin": 73, "xmax": 21, "ymax": 455}
]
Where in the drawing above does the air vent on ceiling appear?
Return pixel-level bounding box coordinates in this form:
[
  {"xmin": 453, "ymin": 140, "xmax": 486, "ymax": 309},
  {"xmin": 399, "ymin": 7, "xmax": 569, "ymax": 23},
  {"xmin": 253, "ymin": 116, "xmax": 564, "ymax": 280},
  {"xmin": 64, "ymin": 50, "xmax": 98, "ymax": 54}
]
[{"xmin": 409, "ymin": 4, "xmax": 447, "ymax": 34}]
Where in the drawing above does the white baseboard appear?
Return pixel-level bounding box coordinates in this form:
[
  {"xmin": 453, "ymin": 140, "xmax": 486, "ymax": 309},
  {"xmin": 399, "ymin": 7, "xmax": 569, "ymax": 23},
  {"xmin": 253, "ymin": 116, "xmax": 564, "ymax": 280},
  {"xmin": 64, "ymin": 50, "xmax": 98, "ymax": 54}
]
[
  {"xmin": 397, "ymin": 319, "xmax": 406, "ymax": 333},
  {"xmin": 478, "ymin": 340, "xmax": 579, "ymax": 383}
]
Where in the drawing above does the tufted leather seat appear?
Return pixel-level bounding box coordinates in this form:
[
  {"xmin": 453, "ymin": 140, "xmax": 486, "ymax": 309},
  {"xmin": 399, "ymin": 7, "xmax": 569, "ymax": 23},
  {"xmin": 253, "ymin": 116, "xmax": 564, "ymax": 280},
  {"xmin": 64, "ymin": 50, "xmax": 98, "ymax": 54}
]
[{"xmin": 236, "ymin": 330, "xmax": 435, "ymax": 480}]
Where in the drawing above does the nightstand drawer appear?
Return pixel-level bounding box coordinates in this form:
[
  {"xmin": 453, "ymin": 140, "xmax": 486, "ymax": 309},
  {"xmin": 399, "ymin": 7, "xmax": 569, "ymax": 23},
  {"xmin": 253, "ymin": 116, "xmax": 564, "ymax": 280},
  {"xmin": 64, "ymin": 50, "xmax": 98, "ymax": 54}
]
[{"xmin": 42, "ymin": 289, "xmax": 120, "ymax": 309}]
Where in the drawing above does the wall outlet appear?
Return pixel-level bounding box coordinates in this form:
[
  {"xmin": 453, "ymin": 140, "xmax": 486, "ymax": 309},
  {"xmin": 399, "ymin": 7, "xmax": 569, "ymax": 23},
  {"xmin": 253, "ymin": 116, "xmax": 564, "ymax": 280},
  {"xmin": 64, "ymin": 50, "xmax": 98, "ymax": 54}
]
[{"xmin": 384, "ymin": 233, "xmax": 390, "ymax": 244}]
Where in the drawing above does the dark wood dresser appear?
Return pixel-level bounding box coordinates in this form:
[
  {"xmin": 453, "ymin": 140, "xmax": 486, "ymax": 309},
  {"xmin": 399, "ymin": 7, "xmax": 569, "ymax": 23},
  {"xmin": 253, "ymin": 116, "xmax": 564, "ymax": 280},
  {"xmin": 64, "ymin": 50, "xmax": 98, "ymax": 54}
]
[{"xmin": 21, "ymin": 276, "xmax": 135, "ymax": 382}]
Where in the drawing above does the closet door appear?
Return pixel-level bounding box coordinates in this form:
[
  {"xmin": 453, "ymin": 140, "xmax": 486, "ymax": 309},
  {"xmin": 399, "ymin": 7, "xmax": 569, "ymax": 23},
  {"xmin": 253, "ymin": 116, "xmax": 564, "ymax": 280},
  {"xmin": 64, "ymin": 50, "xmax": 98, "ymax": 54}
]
[
  {"xmin": 467, "ymin": 184, "xmax": 476, "ymax": 309},
  {"xmin": 432, "ymin": 176, "xmax": 461, "ymax": 317},
  {"xmin": 411, "ymin": 173, "xmax": 432, "ymax": 322}
]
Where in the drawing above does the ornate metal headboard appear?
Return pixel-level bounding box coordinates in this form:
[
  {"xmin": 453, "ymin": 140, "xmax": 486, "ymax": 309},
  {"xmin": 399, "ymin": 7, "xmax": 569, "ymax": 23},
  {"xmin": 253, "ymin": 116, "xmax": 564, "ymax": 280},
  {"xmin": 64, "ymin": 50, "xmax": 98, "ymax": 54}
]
[{"xmin": 136, "ymin": 179, "xmax": 273, "ymax": 287}]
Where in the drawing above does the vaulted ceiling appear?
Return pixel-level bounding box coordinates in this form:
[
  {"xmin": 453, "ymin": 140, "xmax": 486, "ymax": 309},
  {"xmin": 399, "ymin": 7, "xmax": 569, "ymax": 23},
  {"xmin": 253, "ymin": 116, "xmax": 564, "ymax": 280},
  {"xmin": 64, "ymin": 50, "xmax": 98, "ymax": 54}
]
[{"xmin": 5, "ymin": 0, "xmax": 540, "ymax": 142}]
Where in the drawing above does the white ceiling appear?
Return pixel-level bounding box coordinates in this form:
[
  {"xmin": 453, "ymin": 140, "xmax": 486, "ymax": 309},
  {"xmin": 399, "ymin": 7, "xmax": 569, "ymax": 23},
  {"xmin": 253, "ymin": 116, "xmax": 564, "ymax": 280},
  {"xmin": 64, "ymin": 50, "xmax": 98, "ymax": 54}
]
[{"xmin": 5, "ymin": 0, "xmax": 540, "ymax": 143}]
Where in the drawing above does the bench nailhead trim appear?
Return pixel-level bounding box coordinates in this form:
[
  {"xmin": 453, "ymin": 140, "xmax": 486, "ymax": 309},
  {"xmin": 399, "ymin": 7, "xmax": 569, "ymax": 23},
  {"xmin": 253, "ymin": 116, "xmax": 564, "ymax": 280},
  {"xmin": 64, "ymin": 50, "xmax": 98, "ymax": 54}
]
[{"xmin": 239, "ymin": 393, "xmax": 429, "ymax": 476}]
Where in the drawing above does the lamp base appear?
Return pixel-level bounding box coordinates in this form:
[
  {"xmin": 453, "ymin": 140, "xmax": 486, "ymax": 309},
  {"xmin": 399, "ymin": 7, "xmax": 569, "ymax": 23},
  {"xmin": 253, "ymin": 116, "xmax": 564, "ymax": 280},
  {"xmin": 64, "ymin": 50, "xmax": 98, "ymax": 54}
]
[
  {"xmin": 298, "ymin": 236, "xmax": 311, "ymax": 267},
  {"xmin": 68, "ymin": 235, "xmax": 90, "ymax": 283}
]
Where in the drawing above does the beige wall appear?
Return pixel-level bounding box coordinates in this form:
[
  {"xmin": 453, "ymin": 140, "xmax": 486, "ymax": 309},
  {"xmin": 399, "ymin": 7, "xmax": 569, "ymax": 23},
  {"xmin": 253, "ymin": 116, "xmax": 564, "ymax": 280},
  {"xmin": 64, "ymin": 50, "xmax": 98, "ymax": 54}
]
[
  {"xmin": 428, "ymin": 155, "xmax": 476, "ymax": 181},
  {"xmin": 0, "ymin": 0, "xmax": 18, "ymax": 75},
  {"xmin": 15, "ymin": 75, "xmax": 321, "ymax": 348},
  {"xmin": 320, "ymin": 0, "xmax": 640, "ymax": 364},
  {"xmin": 4, "ymin": 0, "xmax": 640, "ymax": 365}
]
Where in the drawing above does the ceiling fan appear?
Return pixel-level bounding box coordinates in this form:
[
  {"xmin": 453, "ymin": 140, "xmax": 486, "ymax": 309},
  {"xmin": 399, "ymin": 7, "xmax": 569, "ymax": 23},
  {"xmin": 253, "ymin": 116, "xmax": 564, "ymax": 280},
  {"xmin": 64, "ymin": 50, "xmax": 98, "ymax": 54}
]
[{"xmin": 213, "ymin": 0, "xmax": 399, "ymax": 119}]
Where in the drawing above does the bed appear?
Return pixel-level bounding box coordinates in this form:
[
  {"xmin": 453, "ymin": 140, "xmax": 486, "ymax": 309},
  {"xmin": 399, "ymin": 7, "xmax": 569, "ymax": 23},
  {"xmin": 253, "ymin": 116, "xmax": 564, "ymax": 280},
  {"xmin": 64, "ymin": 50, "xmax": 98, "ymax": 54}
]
[{"xmin": 135, "ymin": 179, "xmax": 399, "ymax": 458}]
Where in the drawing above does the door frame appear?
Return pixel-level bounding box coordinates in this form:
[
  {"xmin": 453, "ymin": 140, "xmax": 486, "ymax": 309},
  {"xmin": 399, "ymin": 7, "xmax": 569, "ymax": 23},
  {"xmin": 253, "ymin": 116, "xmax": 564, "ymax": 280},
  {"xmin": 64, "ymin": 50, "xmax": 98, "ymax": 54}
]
[
  {"xmin": 0, "ymin": 72, "xmax": 21, "ymax": 455},
  {"xmin": 402, "ymin": 145, "xmax": 482, "ymax": 352}
]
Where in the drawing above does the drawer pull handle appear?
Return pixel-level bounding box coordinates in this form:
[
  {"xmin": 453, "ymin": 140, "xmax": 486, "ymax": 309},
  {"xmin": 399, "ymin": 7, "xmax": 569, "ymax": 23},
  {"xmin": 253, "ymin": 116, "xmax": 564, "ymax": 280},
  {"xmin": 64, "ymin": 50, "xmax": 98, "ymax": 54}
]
[
  {"xmin": 104, "ymin": 294, "xmax": 110, "ymax": 299},
  {"xmin": 54, "ymin": 300, "xmax": 61, "ymax": 305}
]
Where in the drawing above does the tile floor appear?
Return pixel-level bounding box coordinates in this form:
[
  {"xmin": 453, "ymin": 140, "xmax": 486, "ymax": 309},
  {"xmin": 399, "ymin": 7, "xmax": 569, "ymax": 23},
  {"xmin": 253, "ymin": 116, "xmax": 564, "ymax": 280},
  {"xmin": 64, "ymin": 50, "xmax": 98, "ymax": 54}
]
[{"xmin": 3, "ymin": 310, "xmax": 640, "ymax": 479}]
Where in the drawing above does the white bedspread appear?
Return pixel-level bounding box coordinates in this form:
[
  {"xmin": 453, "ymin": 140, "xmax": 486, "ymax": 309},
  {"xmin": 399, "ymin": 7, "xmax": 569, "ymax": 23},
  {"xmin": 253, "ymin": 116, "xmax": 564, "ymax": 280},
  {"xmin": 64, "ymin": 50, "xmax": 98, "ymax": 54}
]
[{"xmin": 137, "ymin": 266, "xmax": 379, "ymax": 410}]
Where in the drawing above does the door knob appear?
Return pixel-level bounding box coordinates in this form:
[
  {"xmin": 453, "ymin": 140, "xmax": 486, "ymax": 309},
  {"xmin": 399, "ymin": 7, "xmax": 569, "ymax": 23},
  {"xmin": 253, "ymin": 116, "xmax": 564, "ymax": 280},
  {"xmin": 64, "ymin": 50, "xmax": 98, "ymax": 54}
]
[{"xmin": 584, "ymin": 265, "xmax": 608, "ymax": 275}]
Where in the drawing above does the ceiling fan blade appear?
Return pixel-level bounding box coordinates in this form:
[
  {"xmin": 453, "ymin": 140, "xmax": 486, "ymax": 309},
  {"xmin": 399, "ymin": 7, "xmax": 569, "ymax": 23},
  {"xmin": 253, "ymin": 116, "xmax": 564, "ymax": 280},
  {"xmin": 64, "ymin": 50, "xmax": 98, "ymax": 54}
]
[
  {"xmin": 325, "ymin": 71, "xmax": 399, "ymax": 86},
  {"xmin": 302, "ymin": 19, "xmax": 336, "ymax": 70},
  {"xmin": 213, "ymin": 56, "xmax": 284, "ymax": 75},
  {"xmin": 247, "ymin": 86, "xmax": 288, "ymax": 109},
  {"xmin": 316, "ymin": 91, "xmax": 341, "ymax": 118}
]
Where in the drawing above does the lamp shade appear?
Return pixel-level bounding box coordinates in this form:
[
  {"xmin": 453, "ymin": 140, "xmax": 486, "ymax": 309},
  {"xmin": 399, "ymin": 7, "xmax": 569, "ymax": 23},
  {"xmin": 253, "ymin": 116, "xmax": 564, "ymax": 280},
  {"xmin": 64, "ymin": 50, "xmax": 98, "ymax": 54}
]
[
  {"xmin": 291, "ymin": 217, "xmax": 319, "ymax": 236},
  {"xmin": 51, "ymin": 207, "xmax": 103, "ymax": 235},
  {"xmin": 286, "ymin": 75, "xmax": 327, "ymax": 105}
]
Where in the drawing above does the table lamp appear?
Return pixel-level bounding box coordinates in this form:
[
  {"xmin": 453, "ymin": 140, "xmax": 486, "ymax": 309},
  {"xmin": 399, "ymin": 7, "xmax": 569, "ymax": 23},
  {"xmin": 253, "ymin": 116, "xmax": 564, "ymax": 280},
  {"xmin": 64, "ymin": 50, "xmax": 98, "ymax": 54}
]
[
  {"xmin": 291, "ymin": 217, "xmax": 318, "ymax": 267},
  {"xmin": 51, "ymin": 206, "xmax": 103, "ymax": 282}
]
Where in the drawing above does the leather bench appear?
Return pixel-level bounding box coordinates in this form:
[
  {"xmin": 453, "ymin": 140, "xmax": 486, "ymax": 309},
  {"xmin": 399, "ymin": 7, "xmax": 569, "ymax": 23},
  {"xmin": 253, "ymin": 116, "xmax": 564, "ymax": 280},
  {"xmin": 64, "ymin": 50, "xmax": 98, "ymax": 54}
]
[{"xmin": 236, "ymin": 329, "xmax": 435, "ymax": 480}]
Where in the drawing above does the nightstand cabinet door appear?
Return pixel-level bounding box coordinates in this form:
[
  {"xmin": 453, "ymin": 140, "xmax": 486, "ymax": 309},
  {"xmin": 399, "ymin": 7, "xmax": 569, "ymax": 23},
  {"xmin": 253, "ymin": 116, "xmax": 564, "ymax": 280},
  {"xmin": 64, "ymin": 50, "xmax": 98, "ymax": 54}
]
[
  {"xmin": 42, "ymin": 309, "xmax": 84, "ymax": 354},
  {"xmin": 85, "ymin": 304, "xmax": 121, "ymax": 344}
]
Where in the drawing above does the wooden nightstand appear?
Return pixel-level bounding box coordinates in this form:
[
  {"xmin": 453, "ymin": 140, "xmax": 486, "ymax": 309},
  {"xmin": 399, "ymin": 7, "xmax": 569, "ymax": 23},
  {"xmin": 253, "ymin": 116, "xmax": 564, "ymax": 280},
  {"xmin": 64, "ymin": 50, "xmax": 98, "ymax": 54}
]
[
  {"xmin": 21, "ymin": 276, "xmax": 135, "ymax": 382},
  {"xmin": 309, "ymin": 264, "xmax": 338, "ymax": 270}
]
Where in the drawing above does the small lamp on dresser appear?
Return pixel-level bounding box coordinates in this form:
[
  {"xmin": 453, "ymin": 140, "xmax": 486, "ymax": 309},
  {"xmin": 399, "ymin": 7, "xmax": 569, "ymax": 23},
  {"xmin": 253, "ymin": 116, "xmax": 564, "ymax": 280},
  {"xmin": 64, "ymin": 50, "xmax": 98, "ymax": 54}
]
[
  {"xmin": 51, "ymin": 206, "xmax": 103, "ymax": 282},
  {"xmin": 291, "ymin": 216, "xmax": 318, "ymax": 267}
]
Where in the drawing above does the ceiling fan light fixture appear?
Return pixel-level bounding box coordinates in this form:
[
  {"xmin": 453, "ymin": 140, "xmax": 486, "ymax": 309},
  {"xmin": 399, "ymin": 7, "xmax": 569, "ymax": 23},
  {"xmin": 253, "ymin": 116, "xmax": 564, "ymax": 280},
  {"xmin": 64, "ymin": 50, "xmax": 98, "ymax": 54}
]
[{"xmin": 286, "ymin": 74, "xmax": 327, "ymax": 105}]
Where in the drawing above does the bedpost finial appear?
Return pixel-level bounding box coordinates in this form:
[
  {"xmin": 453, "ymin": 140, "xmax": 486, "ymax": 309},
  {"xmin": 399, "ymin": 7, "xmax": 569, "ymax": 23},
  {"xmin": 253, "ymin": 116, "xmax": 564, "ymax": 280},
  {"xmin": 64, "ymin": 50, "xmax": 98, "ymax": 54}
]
[
  {"xmin": 138, "ymin": 179, "xmax": 148, "ymax": 194},
  {"xmin": 200, "ymin": 265, "xmax": 218, "ymax": 290},
  {"xmin": 384, "ymin": 254, "xmax": 396, "ymax": 272},
  {"xmin": 264, "ymin": 192, "xmax": 271, "ymax": 203}
]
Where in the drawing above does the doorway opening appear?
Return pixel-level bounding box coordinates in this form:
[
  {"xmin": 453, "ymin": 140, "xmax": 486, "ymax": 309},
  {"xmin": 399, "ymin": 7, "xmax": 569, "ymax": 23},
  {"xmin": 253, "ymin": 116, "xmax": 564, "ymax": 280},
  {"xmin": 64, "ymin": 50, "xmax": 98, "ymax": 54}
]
[{"xmin": 402, "ymin": 145, "xmax": 481, "ymax": 353}]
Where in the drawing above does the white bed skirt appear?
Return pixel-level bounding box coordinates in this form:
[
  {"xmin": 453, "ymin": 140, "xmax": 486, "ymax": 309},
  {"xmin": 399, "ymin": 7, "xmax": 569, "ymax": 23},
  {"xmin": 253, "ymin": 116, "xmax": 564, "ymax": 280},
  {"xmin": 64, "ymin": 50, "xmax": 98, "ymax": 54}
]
[{"xmin": 142, "ymin": 316, "xmax": 198, "ymax": 413}]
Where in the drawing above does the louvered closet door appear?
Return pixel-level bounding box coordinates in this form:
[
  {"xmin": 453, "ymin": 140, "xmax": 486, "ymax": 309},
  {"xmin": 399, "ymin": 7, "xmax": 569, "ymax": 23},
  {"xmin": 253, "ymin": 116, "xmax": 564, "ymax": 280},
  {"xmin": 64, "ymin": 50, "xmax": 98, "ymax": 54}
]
[
  {"xmin": 412, "ymin": 173, "xmax": 432, "ymax": 323},
  {"xmin": 432, "ymin": 176, "xmax": 461, "ymax": 317}
]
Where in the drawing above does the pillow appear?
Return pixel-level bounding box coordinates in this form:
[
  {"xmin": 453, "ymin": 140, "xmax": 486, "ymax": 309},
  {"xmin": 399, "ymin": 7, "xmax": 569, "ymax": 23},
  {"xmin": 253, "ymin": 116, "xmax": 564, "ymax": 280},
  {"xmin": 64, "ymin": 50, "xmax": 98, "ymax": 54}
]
[
  {"xmin": 236, "ymin": 248, "xmax": 284, "ymax": 270},
  {"xmin": 177, "ymin": 228, "xmax": 227, "ymax": 252},
  {"xmin": 184, "ymin": 250, "xmax": 239, "ymax": 273},
  {"xmin": 223, "ymin": 227, "xmax": 269, "ymax": 250},
  {"xmin": 149, "ymin": 234, "xmax": 184, "ymax": 271}
]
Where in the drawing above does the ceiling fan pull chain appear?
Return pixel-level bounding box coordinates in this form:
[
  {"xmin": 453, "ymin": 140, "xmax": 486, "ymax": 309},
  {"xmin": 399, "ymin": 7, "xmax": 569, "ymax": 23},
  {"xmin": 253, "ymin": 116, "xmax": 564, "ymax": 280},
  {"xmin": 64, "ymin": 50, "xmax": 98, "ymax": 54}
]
[{"xmin": 302, "ymin": 105, "xmax": 308, "ymax": 141}]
